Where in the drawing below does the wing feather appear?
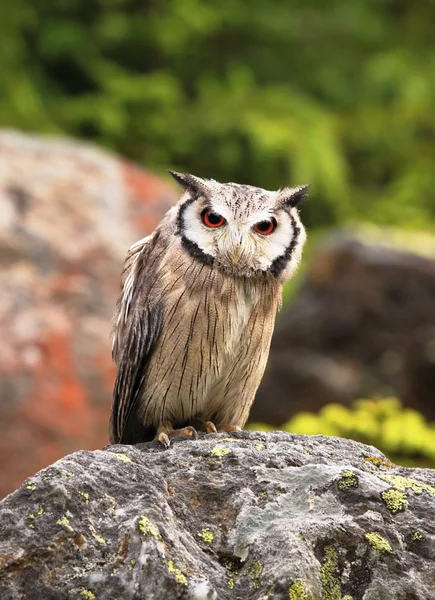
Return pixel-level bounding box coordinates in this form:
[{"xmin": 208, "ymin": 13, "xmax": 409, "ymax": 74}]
[{"xmin": 110, "ymin": 232, "xmax": 165, "ymax": 443}]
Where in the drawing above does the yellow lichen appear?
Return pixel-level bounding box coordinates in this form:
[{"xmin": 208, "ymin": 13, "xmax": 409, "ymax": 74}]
[
  {"xmin": 222, "ymin": 556, "xmax": 239, "ymax": 590},
  {"xmin": 80, "ymin": 591, "xmax": 96, "ymax": 600},
  {"xmin": 26, "ymin": 481, "xmax": 36, "ymax": 491},
  {"xmin": 198, "ymin": 528, "xmax": 214, "ymax": 543},
  {"xmin": 210, "ymin": 447, "xmax": 232, "ymax": 457},
  {"xmin": 91, "ymin": 531, "xmax": 106, "ymax": 545},
  {"xmin": 379, "ymin": 474, "xmax": 435, "ymax": 496},
  {"xmin": 249, "ymin": 560, "xmax": 263, "ymax": 589},
  {"xmin": 128, "ymin": 559, "xmax": 136, "ymax": 571},
  {"xmin": 77, "ymin": 491, "xmax": 90, "ymax": 504},
  {"xmin": 28, "ymin": 506, "xmax": 44, "ymax": 528},
  {"xmin": 138, "ymin": 516, "xmax": 161, "ymax": 539},
  {"xmin": 320, "ymin": 547, "xmax": 341, "ymax": 600},
  {"xmin": 338, "ymin": 470, "xmax": 358, "ymax": 491},
  {"xmin": 381, "ymin": 489, "xmax": 408, "ymax": 513},
  {"xmin": 167, "ymin": 560, "xmax": 188, "ymax": 585},
  {"xmin": 411, "ymin": 531, "xmax": 424, "ymax": 541},
  {"xmin": 258, "ymin": 490, "xmax": 268, "ymax": 499},
  {"xmin": 255, "ymin": 443, "xmax": 266, "ymax": 450},
  {"xmin": 57, "ymin": 516, "xmax": 73, "ymax": 531},
  {"xmin": 365, "ymin": 532, "xmax": 392, "ymax": 553},
  {"xmin": 289, "ymin": 580, "xmax": 312, "ymax": 599},
  {"xmin": 30, "ymin": 506, "xmax": 44, "ymax": 520},
  {"xmin": 108, "ymin": 452, "xmax": 132, "ymax": 463}
]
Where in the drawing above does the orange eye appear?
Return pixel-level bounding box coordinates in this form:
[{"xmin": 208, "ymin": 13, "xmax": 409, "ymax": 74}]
[
  {"xmin": 253, "ymin": 218, "xmax": 276, "ymax": 235},
  {"xmin": 201, "ymin": 208, "xmax": 226, "ymax": 228}
]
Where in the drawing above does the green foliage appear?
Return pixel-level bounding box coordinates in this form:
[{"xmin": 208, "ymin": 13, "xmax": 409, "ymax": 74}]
[
  {"xmin": 250, "ymin": 399, "xmax": 435, "ymax": 468},
  {"xmin": 1, "ymin": 0, "xmax": 435, "ymax": 229}
]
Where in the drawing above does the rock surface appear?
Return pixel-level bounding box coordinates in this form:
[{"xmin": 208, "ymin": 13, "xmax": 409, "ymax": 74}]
[
  {"xmin": 1, "ymin": 431, "xmax": 434, "ymax": 599},
  {"xmin": 0, "ymin": 130, "xmax": 177, "ymax": 497},
  {"xmin": 253, "ymin": 234, "xmax": 435, "ymax": 425}
]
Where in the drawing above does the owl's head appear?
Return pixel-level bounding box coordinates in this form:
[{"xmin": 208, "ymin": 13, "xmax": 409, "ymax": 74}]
[{"xmin": 170, "ymin": 171, "xmax": 308, "ymax": 281}]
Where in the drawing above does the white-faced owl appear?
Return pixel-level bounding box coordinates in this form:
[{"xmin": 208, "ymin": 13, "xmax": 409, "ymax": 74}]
[{"xmin": 110, "ymin": 172, "xmax": 308, "ymax": 446}]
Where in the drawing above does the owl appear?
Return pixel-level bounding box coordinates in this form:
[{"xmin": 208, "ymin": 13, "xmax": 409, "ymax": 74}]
[{"xmin": 110, "ymin": 172, "xmax": 308, "ymax": 447}]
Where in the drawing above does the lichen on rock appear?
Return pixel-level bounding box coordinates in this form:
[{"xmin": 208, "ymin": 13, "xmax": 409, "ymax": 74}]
[
  {"xmin": 167, "ymin": 560, "xmax": 188, "ymax": 586},
  {"xmin": 197, "ymin": 528, "xmax": 214, "ymax": 543},
  {"xmin": 248, "ymin": 559, "xmax": 263, "ymax": 589},
  {"xmin": 288, "ymin": 580, "xmax": 313, "ymax": 599},
  {"xmin": 381, "ymin": 488, "xmax": 409, "ymax": 513},
  {"xmin": 108, "ymin": 451, "xmax": 133, "ymax": 463},
  {"xmin": 210, "ymin": 447, "xmax": 232, "ymax": 458},
  {"xmin": 365, "ymin": 532, "xmax": 392, "ymax": 553},
  {"xmin": 337, "ymin": 470, "xmax": 358, "ymax": 490},
  {"xmin": 320, "ymin": 546, "xmax": 341, "ymax": 600},
  {"xmin": 0, "ymin": 431, "xmax": 434, "ymax": 599},
  {"xmin": 138, "ymin": 515, "xmax": 161, "ymax": 539},
  {"xmin": 379, "ymin": 474, "xmax": 435, "ymax": 495}
]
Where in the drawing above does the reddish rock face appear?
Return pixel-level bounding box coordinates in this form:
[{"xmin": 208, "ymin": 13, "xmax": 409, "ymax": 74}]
[{"xmin": 0, "ymin": 131, "xmax": 178, "ymax": 498}]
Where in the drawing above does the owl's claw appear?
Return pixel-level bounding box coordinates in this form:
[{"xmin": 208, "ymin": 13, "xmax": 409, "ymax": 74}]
[
  {"xmin": 156, "ymin": 425, "xmax": 198, "ymax": 448},
  {"xmin": 218, "ymin": 425, "xmax": 241, "ymax": 433},
  {"xmin": 204, "ymin": 421, "xmax": 218, "ymax": 434},
  {"xmin": 184, "ymin": 426, "xmax": 198, "ymax": 440},
  {"xmin": 157, "ymin": 432, "xmax": 171, "ymax": 449}
]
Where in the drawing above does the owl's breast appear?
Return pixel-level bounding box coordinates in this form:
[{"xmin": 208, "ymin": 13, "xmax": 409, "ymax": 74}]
[
  {"xmin": 220, "ymin": 278, "xmax": 264, "ymax": 355},
  {"xmin": 141, "ymin": 255, "xmax": 279, "ymax": 426}
]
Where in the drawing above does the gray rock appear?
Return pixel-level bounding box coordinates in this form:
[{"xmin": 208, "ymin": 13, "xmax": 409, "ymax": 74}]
[{"xmin": 1, "ymin": 431, "xmax": 434, "ymax": 599}]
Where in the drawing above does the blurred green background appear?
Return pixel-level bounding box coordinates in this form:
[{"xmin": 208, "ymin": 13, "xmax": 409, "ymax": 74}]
[
  {"xmin": 2, "ymin": 0, "xmax": 435, "ymax": 231},
  {"xmin": 1, "ymin": 0, "xmax": 435, "ymax": 469}
]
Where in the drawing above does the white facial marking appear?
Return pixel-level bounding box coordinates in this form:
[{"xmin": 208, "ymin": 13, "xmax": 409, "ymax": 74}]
[{"xmin": 180, "ymin": 186, "xmax": 305, "ymax": 278}]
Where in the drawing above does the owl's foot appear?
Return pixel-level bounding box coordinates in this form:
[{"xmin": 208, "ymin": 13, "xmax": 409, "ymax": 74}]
[
  {"xmin": 200, "ymin": 421, "xmax": 218, "ymax": 434},
  {"xmin": 156, "ymin": 425, "xmax": 198, "ymax": 449},
  {"xmin": 199, "ymin": 422, "xmax": 240, "ymax": 434},
  {"xmin": 218, "ymin": 425, "xmax": 241, "ymax": 433}
]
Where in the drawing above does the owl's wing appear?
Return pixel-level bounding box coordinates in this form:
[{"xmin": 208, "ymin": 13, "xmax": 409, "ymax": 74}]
[{"xmin": 110, "ymin": 233, "xmax": 165, "ymax": 444}]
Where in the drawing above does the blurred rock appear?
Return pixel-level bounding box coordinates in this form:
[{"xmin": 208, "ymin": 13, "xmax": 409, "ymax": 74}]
[
  {"xmin": 1, "ymin": 431, "xmax": 434, "ymax": 599},
  {"xmin": 253, "ymin": 234, "xmax": 435, "ymax": 425},
  {"xmin": 0, "ymin": 130, "xmax": 177, "ymax": 498}
]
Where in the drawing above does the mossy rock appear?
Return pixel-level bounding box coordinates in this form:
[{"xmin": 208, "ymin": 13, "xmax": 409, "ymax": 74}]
[{"xmin": 0, "ymin": 431, "xmax": 434, "ymax": 599}]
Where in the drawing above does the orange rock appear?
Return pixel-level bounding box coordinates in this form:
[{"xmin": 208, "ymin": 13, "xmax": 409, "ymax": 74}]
[{"xmin": 0, "ymin": 131, "xmax": 178, "ymax": 497}]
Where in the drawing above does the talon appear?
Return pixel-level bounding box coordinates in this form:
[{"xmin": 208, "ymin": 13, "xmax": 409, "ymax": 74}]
[
  {"xmin": 218, "ymin": 425, "xmax": 241, "ymax": 433},
  {"xmin": 158, "ymin": 432, "xmax": 171, "ymax": 449},
  {"xmin": 205, "ymin": 421, "xmax": 218, "ymax": 434},
  {"xmin": 185, "ymin": 426, "xmax": 198, "ymax": 440}
]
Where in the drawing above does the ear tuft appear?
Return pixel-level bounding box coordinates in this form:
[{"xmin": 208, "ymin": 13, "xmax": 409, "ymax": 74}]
[
  {"xmin": 168, "ymin": 170, "xmax": 190, "ymax": 188},
  {"xmin": 168, "ymin": 170, "xmax": 210, "ymax": 195},
  {"xmin": 278, "ymin": 184, "xmax": 310, "ymax": 208}
]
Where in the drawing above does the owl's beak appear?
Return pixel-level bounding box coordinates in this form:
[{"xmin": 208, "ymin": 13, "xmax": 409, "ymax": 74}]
[
  {"xmin": 220, "ymin": 232, "xmax": 248, "ymax": 269},
  {"xmin": 230, "ymin": 251, "xmax": 241, "ymax": 266},
  {"xmin": 228, "ymin": 237, "xmax": 249, "ymax": 267}
]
